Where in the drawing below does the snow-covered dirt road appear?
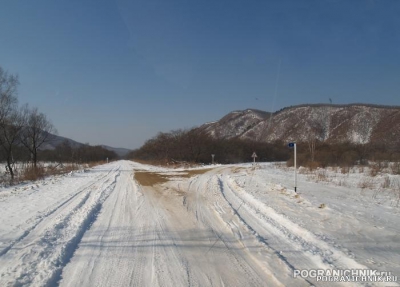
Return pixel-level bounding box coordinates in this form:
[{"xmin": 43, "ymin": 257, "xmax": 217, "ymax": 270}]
[{"xmin": 0, "ymin": 160, "xmax": 399, "ymax": 286}]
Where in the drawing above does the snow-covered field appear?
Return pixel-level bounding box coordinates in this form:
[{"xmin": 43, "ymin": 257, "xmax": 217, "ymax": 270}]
[{"xmin": 0, "ymin": 160, "xmax": 399, "ymax": 286}]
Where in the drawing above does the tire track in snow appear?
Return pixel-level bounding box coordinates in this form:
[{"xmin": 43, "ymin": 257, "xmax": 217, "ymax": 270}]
[
  {"xmin": 47, "ymin": 173, "xmax": 120, "ymax": 287},
  {"xmin": 217, "ymin": 174, "xmax": 390, "ymax": 286},
  {"xmin": 0, "ymin": 165, "xmax": 120, "ymax": 287},
  {"xmin": 145, "ymin": 186, "xmax": 193, "ymax": 287},
  {"xmin": 215, "ymin": 175, "xmax": 314, "ymax": 286},
  {"xmin": 186, "ymin": 173, "xmax": 284, "ymax": 287},
  {"xmin": 59, "ymin": 166, "xmax": 150, "ymax": 287},
  {"xmin": 186, "ymin": 173, "xmax": 303, "ymax": 284},
  {"xmin": 0, "ymin": 166, "xmax": 118, "ymax": 258}
]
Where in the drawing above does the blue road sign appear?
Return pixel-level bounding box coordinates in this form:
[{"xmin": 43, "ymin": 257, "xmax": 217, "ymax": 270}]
[{"xmin": 288, "ymin": 142, "xmax": 295, "ymax": 148}]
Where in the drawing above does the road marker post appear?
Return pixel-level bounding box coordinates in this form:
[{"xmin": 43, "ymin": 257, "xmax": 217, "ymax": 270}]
[
  {"xmin": 251, "ymin": 152, "xmax": 257, "ymax": 165},
  {"xmin": 288, "ymin": 142, "xmax": 297, "ymax": 192}
]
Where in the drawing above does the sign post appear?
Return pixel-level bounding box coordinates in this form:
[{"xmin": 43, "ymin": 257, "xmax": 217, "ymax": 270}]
[
  {"xmin": 288, "ymin": 142, "xmax": 297, "ymax": 192},
  {"xmin": 211, "ymin": 154, "xmax": 215, "ymax": 165},
  {"xmin": 251, "ymin": 152, "xmax": 257, "ymax": 164}
]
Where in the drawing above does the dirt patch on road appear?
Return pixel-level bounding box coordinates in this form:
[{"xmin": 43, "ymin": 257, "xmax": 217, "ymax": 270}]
[
  {"xmin": 134, "ymin": 172, "xmax": 169, "ymax": 186},
  {"xmin": 134, "ymin": 168, "xmax": 215, "ymax": 187}
]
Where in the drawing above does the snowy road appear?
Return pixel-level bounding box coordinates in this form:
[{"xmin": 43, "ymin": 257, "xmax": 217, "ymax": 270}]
[{"xmin": 0, "ymin": 161, "xmax": 399, "ymax": 286}]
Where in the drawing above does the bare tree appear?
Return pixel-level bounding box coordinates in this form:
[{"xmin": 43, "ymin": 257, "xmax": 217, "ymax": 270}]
[
  {"xmin": 0, "ymin": 106, "xmax": 27, "ymax": 180},
  {"xmin": 306, "ymin": 120, "xmax": 324, "ymax": 164},
  {"xmin": 0, "ymin": 67, "xmax": 22, "ymax": 180},
  {"xmin": 307, "ymin": 132, "xmax": 317, "ymax": 163},
  {"xmin": 20, "ymin": 107, "xmax": 57, "ymax": 167}
]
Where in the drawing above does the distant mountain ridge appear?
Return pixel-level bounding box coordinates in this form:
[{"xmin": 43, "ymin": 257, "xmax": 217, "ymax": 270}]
[
  {"xmin": 100, "ymin": 145, "xmax": 132, "ymax": 158},
  {"xmin": 40, "ymin": 134, "xmax": 83, "ymax": 150},
  {"xmin": 199, "ymin": 104, "xmax": 400, "ymax": 147},
  {"xmin": 40, "ymin": 134, "xmax": 131, "ymax": 157}
]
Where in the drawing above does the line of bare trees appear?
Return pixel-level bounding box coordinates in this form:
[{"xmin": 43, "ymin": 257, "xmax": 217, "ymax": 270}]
[
  {"xmin": 127, "ymin": 128, "xmax": 290, "ymax": 164},
  {"xmin": 129, "ymin": 127, "xmax": 400, "ymax": 170},
  {"xmin": 287, "ymin": 141, "xmax": 400, "ymax": 170},
  {"xmin": 0, "ymin": 66, "xmax": 56, "ymax": 181}
]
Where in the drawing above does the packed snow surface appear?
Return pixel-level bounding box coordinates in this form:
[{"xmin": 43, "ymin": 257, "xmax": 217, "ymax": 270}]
[{"xmin": 0, "ymin": 160, "xmax": 399, "ymax": 286}]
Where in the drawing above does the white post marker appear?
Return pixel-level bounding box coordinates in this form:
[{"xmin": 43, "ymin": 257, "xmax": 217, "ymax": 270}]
[
  {"xmin": 251, "ymin": 152, "xmax": 257, "ymax": 164},
  {"xmin": 211, "ymin": 154, "xmax": 215, "ymax": 165},
  {"xmin": 288, "ymin": 142, "xmax": 297, "ymax": 192}
]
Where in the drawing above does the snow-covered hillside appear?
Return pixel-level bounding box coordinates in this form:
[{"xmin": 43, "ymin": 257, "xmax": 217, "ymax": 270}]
[
  {"xmin": 200, "ymin": 104, "xmax": 400, "ymax": 145},
  {"xmin": 200, "ymin": 109, "xmax": 270, "ymax": 140},
  {"xmin": 0, "ymin": 160, "xmax": 399, "ymax": 286}
]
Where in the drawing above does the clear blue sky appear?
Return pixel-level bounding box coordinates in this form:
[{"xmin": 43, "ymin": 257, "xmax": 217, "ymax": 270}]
[{"xmin": 1, "ymin": 0, "xmax": 399, "ymax": 149}]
